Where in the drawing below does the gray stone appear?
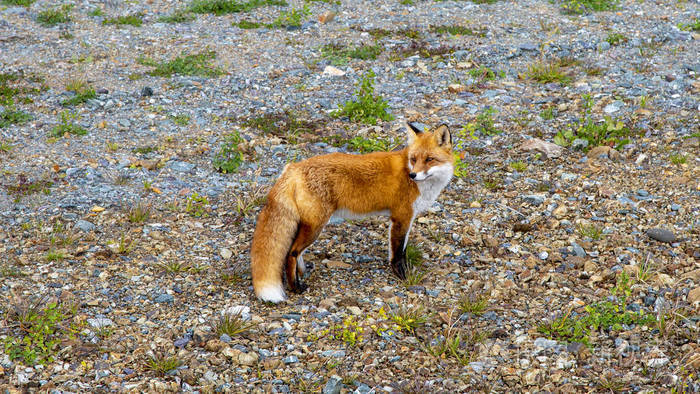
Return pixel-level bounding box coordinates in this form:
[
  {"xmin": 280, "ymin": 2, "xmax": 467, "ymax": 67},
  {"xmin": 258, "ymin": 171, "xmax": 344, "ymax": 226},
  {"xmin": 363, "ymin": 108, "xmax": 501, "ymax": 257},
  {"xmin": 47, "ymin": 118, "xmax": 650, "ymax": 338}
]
[
  {"xmin": 604, "ymin": 101, "xmax": 624, "ymax": 114},
  {"xmin": 321, "ymin": 350, "xmax": 346, "ymax": 358},
  {"xmin": 598, "ymin": 41, "xmax": 611, "ymax": 51},
  {"xmin": 283, "ymin": 355, "xmax": 298, "ymax": 364},
  {"xmin": 538, "ymin": 251, "xmax": 549, "ymax": 260},
  {"xmin": 522, "ymin": 194, "xmax": 545, "ymax": 206},
  {"xmin": 534, "ymin": 337, "xmax": 558, "ymax": 349},
  {"xmin": 572, "ymin": 242, "xmax": 586, "ymax": 257},
  {"xmin": 76, "ymin": 219, "xmax": 96, "ymax": 232},
  {"xmin": 323, "ymin": 375, "xmax": 343, "ymax": 394},
  {"xmin": 646, "ymin": 228, "xmax": 676, "ymax": 243},
  {"xmin": 670, "ymin": 204, "xmax": 681, "ymax": 211},
  {"xmin": 519, "ymin": 43, "xmax": 538, "ymax": 51},
  {"xmin": 87, "ymin": 318, "xmax": 114, "ymax": 329},
  {"xmin": 571, "ymin": 138, "xmax": 589, "ymax": 150},
  {"xmin": 169, "ymin": 161, "xmax": 195, "ymax": 173},
  {"xmin": 154, "ymin": 294, "xmax": 174, "ymax": 303}
]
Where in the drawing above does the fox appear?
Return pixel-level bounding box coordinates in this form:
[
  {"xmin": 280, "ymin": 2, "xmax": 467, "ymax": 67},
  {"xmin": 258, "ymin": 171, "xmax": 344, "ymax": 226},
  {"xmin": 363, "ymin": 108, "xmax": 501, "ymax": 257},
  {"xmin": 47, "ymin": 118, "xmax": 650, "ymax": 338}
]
[{"xmin": 250, "ymin": 123, "xmax": 454, "ymax": 303}]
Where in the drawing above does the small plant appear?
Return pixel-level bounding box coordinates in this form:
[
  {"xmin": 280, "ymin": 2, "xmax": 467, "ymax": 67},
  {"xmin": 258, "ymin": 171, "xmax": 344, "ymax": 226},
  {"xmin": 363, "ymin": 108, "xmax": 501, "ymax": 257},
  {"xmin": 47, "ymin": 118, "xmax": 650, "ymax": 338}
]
[
  {"xmin": 5, "ymin": 174, "xmax": 53, "ymax": 201},
  {"xmin": 158, "ymin": 9, "xmax": 195, "ymax": 23},
  {"xmin": 138, "ymin": 50, "xmax": 223, "ymax": 78},
  {"xmin": 329, "ymin": 316, "xmax": 364, "ymax": 347},
  {"xmin": 423, "ymin": 310, "xmax": 485, "ymax": 366},
  {"xmin": 467, "ymin": 66, "xmax": 503, "ymax": 81},
  {"xmin": 37, "ymin": 4, "xmax": 73, "ymax": 26},
  {"xmin": 540, "ymin": 107, "xmax": 554, "ymax": 120},
  {"xmin": 678, "ymin": 20, "xmax": 700, "ymax": 32},
  {"xmin": 62, "ymin": 79, "xmax": 96, "ymax": 106},
  {"xmin": 332, "ymin": 70, "xmax": 394, "ymax": 125},
  {"xmin": 3, "ymin": 298, "xmax": 79, "ymax": 366},
  {"xmin": 0, "ymin": 108, "xmax": 31, "ymax": 128},
  {"xmin": 669, "ymin": 153, "xmax": 687, "ymax": 165},
  {"xmin": 169, "ymin": 113, "xmax": 190, "ymax": 125},
  {"xmin": 145, "ymin": 355, "xmax": 182, "ymax": 376},
  {"xmin": 431, "ymin": 24, "xmax": 482, "ymax": 36},
  {"xmin": 1, "ymin": 0, "xmax": 34, "ymax": 6},
  {"xmin": 402, "ymin": 267, "xmax": 428, "ymax": 287},
  {"xmin": 185, "ymin": 192, "xmax": 210, "ymax": 217},
  {"xmin": 234, "ymin": 20, "xmax": 261, "ymax": 29},
  {"xmin": 50, "ymin": 110, "xmax": 87, "ymax": 137},
  {"xmin": 526, "ymin": 60, "xmax": 572, "ymax": 85},
  {"xmin": 473, "ymin": 107, "xmax": 500, "ymax": 136},
  {"xmin": 0, "ymin": 263, "xmax": 24, "ymax": 277},
  {"xmin": 483, "ymin": 174, "xmax": 502, "ymax": 191},
  {"xmin": 346, "ymin": 135, "xmax": 398, "ymax": 153},
  {"xmin": 554, "ymin": 95, "xmax": 635, "ymax": 151},
  {"xmin": 578, "ymin": 223, "xmax": 603, "ymax": 240},
  {"xmin": 509, "ymin": 160, "xmax": 527, "ymax": 172},
  {"xmin": 459, "ymin": 291, "xmax": 489, "ymax": 316},
  {"xmin": 321, "ymin": 43, "xmax": 383, "ymax": 66},
  {"xmin": 45, "ymin": 250, "xmax": 65, "ymax": 262},
  {"xmin": 213, "ymin": 131, "xmax": 244, "ymax": 173},
  {"xmin": 128, "ymin": 201, "xmax": 152, "ymax": 223},
  {"xmin": 102, "ymin": 13, "xmax": 143, "ymax": 27},
  {"xmin": 390, "ymin": 306, "xmax": 429, "ymax": 334},
  {"xmin": 234, "ymin": 177, "xmax": 267, "ymax": 217},
  {"xmin": 188, "ymin": 0, "xmax": 287, "ymax": 15},
  {"xmin": 157, "ymin": 261, "xmax": 191, "ymax": 273},
  {"xmin": 605, "ymin": 32, "xmax": 627, "ymax": 46},
  {"xmin": 215, "ymin": 313, "xmax": 257, "ymax": 337},
  {"xmin": 269, "ymin": 5, "xmax": 310, "ymax": 28},
  {"xmin": 88, "ymin": 8, "xmax": 104, "ymax": 16},
  {"xmin": 405, "ymin": 244, "xmax": 424, "ymax": 267},
  {"xmin": 561, "ymin": 0, "xmax": 618, "ymax": 15}
]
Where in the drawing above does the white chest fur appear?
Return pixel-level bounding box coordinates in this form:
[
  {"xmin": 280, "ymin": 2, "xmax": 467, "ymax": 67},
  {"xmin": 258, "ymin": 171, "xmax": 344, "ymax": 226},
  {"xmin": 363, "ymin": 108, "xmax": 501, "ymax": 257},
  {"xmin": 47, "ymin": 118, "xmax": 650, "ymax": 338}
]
[{"xmin": 412, "ymin": 164, "xmax": 453, "ymax": 214}]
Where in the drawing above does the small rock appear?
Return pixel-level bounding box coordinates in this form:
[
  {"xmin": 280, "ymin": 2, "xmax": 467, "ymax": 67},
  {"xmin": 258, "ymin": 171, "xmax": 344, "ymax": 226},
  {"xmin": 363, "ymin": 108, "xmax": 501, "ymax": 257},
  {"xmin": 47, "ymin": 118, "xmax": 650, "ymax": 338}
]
[
  {"xmin": 326, "ymin": 260, "xmax": 352, "ymax": 269},
  {"xmin": 141, "ymin": 87, "xmax": 153, "ymax": 97},
  {"xmin": 571, "ymin": 139, "xmax": 589, "ymax": 150},
  {"xmin": 318, "ymin": 11, "xmax": 335, "ymax": 24},
  {"xmin": 283, "ymin": 355, "xmax": 298, "ymax": 364},
  {"xmin": 552, "ymin": 205, "xmax": 567, "ymax": 219},
  {"xmin": 154, "ymin": 294, "xmax": 174, "ymax": 304},
  {"xmin": 603, "ymin": 101, "xmax": 623, "ymax": 114},
  {"xmin": 687, "ymin": 287, "xmax": 700, "ymax": 304},
  {"xmin": 522, "ymin": 194, "xmax": 545, "ymax": 206},
  {"xmin": 323, "ymin": 375, "xmax": 342, "ymax": 394},
  {"xmin": 571, "ymin": 242, "xmax": 586, "ymax": 257},
  {"xmin": 169, "ymin": 161, "xmax": 195, "ymax": 173},
  {"xmin": 220, "ymin": 248, "xmax": 232, "ymax": 259},
  {"xmin": 448, "ymin": 83, "xmax": 466, "ymax": 93},
  {"xmin": 238, "ymin": 352, "xmax": 259, "ymax": 366},
  {"xmin": 534, "ymin": 337, "xmax": 558, "ymax": 349},
  {"xmin": 347, "ymin": 306, "xmax": 362, "ymax": 316},
  {"xmin": 538, "ymin": 251, "xmax": 549, "ymax": 260},
  {"xmin": 646, "ymin": 228, "xmax": 676, "ymax": 243},
  {"xmin": 76, "ymin": 219, "xmax": 96, "ymax": 233},
  {"xmin": 519, "ymin": 42, "xmax": 538, "ymax": 51},
  {"xmin": 519, "ymin": 138, "xmax": 563, "ymax": 158},
  {"xmin": 323, "ymin": 66, "xmax": 345, "ymax": 77},
  {"xmin": 206, "ymin": 339, "xmax": 225, "ymax": 352},
  {"xmin": 87, "ymin": 318, "xmax": 114, "ymax": 329},
  {"xmin": 566, "ymin": 342, "xmax": 589, "ymax": 359}
]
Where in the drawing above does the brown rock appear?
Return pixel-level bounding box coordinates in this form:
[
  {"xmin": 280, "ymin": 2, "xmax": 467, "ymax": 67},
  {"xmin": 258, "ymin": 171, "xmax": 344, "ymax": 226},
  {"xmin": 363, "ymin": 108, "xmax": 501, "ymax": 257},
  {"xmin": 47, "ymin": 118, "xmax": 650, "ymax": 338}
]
[
  {"xmin": 205, "ymin": 339, "xmax": 225, "ymax": 352},
  {"xmin": 688, "ymin": 287, "xmax": 700, "ymax": 304},
  {"xmin": 318, "ymin": 11, "xmax": 335, "ymax": 24},
  {"xmin": 519, "ymin": 138, "xmax": 563, "ymax": 158},
  {"xmin": 326, "ymin": 260, "xmax": 352, "ymax": 269},
  {"xmin": 448, "ymin": 83, "xmax": 466, "ymax": 93}
]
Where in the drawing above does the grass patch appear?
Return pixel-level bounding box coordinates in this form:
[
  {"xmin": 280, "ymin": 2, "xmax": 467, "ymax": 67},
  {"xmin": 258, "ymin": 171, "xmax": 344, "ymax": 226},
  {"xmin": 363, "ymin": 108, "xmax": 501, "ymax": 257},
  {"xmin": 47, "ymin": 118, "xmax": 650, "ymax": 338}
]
[
  {"xmin": 62, "ymin": 79, "xmax": 96, "ymax": 106},
  {"xmin": 678, "ymin": 20, "xmax": 700, "ymax": 32},
  {"xmin": 185, "ymin": 192, "xmax": 210, "ymax": 217},
  {"xmin": 554, "ymin": 94, "xmax": 636, "ymax": 152},
  {"xmin": 216, "ymin": 313, "xmax": 257, "ymax": 336},
  {"xmin": 239, "ymin": 110, "xmax": 317, "ymax": 143},
  {"xmin": 390, "ymin": 306, "xmax": 430, "ymax": 334},
  {"xmin": 508, "ymin": 160, "xmax": 527, "ymax": 172},
  {"xmin": 88, "ymin": 8, "xmax": 104, "ymax": 16},
  {"xmin": 102, "ymin": 13, "xmax": 143, "ymax": 27},
  {"xmin": 188, "ymin": 0, "xmax": 287, "ymax": 15},
  {"xmin": 669, "ymin": 153, "xmax": 687, "ymax": 165},
  {"xmin": 3, "ymin": 298, "xmax": 80, "ymax": 366},
  {"xmin": 605, "ymin": 32, "xmax": 627, "ymax": 46},
  {"xmin": 234, "ymin": 20, "xmax": 261, "ymax": 29},
  {"xmin": 145, "ymin": 355, "xmax": 182, "ymax": 376},
  {"xmin": 459, "ymin": 291, "xmax": 488, "ymax": 316},
  {"xmin": 561, "ymin": 0, "xmax": 618, "ymax": 15},
  {"xmin": 169, "ymin": 113, "xmax": 190, "ymax": 125},
  {"xmin": 538, "ymin": 272, "xmax": 653, "ymax": 345},
  {"xmin": 431, "ymin": 24, "xmax": 483, "ymax": 36},
  {"xmin": 526, "ymin": 59, "xmax": 572, "ymax": 85},
  {"xmin": 331, "ymin": 69, "xmax": 394, "ymax": 125},
  {"xmin": 388, "ymin": 41, "xmax": 457, "ymax": 60},
  {"xmin": 128, "ymin": 201, "xmax": 152, "ymax": 223},
  {"xmin": 213, "ymin": 131, "xmax": 244, "ymax": 173},
  {"xmin": 37, "ymin": 4, "xmax": 72, "ymax": 26},
  {"xmin": 577, "ymin": 223, "xmax": 603, "ymax": 240},
  {"xmin": 0, "ymin": 140, "xmax": 12, "ymax": 153},
  {"xmin": 158, "ymin": 9, "xmax": 196, "ymax": 23},
  {"xmin": 49, "ymin": 110, "xmax": 87, "ymax": 138},
  {"xmin": 359, "ymin": 27, "xmax": 422, "ymax": 40},
  {"xmin": 345, "ymin": 135, "xmax": 398, "ymax": 153},
  {"xmin": 1, "ymin": 0, "xmax": 34, "ymax": 6},
  {"xmin": 467, "ymin": 66, "xmax": 504, "ymax": 81},
  {"xmin": 402, "ymin": 267, "xmax": 428, "ymax": 287},
  {"xmin": 0, "ymin": 108, "xmax": 31, "ymax": 128},
  {"xmin": 5, "ymin": 173, "xmax": 53, "ymax": 201},
  {"xmin": 138, "ymin": 50, "xmax": 223, "ymax": 78},
  {"xmin": 321, "ymin": 43, "xmax": 383, "ymax": 66},
  {"xmin": 269, "ymin": 5, "xmax": 309, "ymax": 28}
]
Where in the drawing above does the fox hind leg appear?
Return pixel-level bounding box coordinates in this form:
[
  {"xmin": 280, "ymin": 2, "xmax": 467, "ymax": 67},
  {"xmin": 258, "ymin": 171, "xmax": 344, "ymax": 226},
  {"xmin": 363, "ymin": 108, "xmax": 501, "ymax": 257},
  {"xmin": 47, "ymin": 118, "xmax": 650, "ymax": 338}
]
[{"xmin": 286, "ymin": 222, "xmax": 322, "ymax": 294}]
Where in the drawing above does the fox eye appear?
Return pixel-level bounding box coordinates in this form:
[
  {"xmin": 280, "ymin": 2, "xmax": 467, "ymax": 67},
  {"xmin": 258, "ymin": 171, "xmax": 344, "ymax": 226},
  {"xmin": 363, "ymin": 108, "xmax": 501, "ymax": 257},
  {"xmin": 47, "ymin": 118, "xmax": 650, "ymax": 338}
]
[
  {"xmin": 410, "ymin": 157, "xmax": 417, "ymax": 164},
  {"xmin": 425, "ymin": 157, "xmax": 434, "ymax": 163}
]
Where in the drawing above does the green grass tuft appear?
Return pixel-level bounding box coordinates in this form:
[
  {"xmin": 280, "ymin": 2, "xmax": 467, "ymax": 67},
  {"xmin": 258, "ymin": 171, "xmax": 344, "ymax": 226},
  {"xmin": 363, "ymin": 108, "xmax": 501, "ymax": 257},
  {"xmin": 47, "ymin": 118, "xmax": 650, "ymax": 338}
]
[
  {"xmin": 158, "ymin": 9, "xmax": 196, "ymax": 23},
  {"xmin": 102, "ymin": 13, "xmax": 143, "ymax": 27},
  {"xmin": 561, "ymin": 0, "xmax": 618, "ymax": 15},
  {"xmin": 188, "ymin": 0, "xmax": 287, "ymax": 15},
  {"xmin": 37, "ymin": 4, "xmax": 72, "ymax": 26},
  {"xmin": 0, "ymin": 108, "xmax": 31, "ymax": 128},
  {"xmin": 332, "ymin": 70, "xmax": 394, "ymax": 125},
  {"xmin": 138, "ymin": 50, "xmax": 223, "ymax": 78}
]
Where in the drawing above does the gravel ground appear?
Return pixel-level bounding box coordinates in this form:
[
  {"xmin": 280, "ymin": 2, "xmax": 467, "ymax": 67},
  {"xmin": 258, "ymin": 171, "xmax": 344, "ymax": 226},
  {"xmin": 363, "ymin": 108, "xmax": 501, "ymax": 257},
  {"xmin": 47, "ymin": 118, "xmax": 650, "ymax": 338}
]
[{"xmin": 1, "ymin": 0, "xmax": 699, "ymax": 392}]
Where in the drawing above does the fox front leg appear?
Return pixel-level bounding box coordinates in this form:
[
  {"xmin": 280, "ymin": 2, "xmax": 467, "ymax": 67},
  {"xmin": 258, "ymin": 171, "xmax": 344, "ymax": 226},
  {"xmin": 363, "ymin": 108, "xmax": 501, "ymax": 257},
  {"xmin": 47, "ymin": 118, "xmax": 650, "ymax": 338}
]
[{"xmin": 389, "ymin": 216, "xmax": 413, "ymax": 280}]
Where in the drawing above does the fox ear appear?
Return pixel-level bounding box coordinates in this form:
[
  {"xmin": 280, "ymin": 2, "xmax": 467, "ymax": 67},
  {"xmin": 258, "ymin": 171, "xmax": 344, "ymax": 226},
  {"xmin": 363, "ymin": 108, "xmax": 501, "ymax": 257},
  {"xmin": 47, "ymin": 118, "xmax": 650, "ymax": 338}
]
[
  {"xmin": 433, "ymin": 124, "xmax": 451, "ymax": 149},
  {"xmin": 405, "ymin": 122, "xmax": 423, "ymax": 145}
]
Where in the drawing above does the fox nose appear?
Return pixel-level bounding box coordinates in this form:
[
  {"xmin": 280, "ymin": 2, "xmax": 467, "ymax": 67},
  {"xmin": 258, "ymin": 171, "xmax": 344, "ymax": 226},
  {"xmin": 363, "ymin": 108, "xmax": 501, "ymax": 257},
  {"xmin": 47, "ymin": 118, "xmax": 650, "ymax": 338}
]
[{"xmin": 409, "ymin": 172, "xmax": 417, "ymax": 179}]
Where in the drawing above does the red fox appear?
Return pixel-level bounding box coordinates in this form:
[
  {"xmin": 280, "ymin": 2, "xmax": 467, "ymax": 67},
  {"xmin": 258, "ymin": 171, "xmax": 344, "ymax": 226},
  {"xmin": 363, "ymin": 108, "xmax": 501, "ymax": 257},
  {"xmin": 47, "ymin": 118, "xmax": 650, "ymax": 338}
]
[{"xmin": 250, "ymin": 123, "xmax": 454, "ymax": 303}]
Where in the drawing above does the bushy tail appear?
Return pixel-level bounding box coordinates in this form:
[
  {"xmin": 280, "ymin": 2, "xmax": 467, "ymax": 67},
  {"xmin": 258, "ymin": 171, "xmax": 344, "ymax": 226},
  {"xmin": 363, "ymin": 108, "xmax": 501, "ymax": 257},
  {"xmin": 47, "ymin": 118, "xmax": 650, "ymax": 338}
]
[{"xmin": 250, "ymin": 183, "xmax": 299, "ymax": 303}]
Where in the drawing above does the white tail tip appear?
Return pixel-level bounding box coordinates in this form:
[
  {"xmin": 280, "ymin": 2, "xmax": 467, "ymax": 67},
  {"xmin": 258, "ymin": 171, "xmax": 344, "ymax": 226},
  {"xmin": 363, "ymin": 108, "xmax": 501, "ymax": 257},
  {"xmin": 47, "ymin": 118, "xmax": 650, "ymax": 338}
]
[{"xmin": 257, "ymin": 285, "xmax": 286, "ymax": 303}]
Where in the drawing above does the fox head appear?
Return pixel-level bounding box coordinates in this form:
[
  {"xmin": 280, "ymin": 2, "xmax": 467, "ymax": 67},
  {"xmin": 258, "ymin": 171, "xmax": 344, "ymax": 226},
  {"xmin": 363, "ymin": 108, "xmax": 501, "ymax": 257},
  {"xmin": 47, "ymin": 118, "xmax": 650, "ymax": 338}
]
[{"xmin": 405, "ymin": 123, "xmax": 454, "ymax": 182}]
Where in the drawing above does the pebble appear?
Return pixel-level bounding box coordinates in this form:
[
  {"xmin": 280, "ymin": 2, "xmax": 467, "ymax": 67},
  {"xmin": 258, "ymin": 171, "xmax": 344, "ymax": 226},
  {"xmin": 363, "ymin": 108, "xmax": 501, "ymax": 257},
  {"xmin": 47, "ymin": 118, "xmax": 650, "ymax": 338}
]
[
  {"xmin": 283, "ymin": 355, "xmax": 298, "ymax": 364},
  {"xmin": 76, "ymin": 219, "xmax": 96, "ymax": 232},
  {"xmin": 323, "ymin": 375, "xmax": 343, "ymax": 394},
  {"xmin": 534, "ymin": 338, "xmax": 558, "ymax": 349},
  {"xmin": 646, "ymin": 228, "xmax": 676, "ymax": 243},
  {"xmin": 571, "ymin": 139, "xmax": 589, "ymax": 150},
  {"xmin": 140, "ymin": 87, "xmax": 153, "ymax": 97},
  {"xmin": 522, "ymin": 194, "xmax": 545, "ymax": 206},
  {"xmin": 87, "ymin": 318, "xmax": 114, "ymax": 329},
  {"xmin": 154, "ymin": 294, "xmax": 174, "ymax": 304}
]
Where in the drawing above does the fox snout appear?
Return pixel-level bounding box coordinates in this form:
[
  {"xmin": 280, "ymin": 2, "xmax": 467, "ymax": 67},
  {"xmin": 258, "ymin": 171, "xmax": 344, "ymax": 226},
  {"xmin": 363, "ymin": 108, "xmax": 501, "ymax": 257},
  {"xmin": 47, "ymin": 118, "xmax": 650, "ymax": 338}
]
[{"xmin": 409, "ymin": 171, "xmax": 431, "ymax": 181}]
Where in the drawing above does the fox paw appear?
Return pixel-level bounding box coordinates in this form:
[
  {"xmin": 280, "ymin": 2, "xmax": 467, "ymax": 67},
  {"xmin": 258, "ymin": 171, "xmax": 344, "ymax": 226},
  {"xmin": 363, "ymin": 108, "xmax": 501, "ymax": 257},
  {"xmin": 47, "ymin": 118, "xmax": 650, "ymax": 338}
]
[{"xmin": 391, "ymin": 257, "xmax": 408, "ymax": 280}]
